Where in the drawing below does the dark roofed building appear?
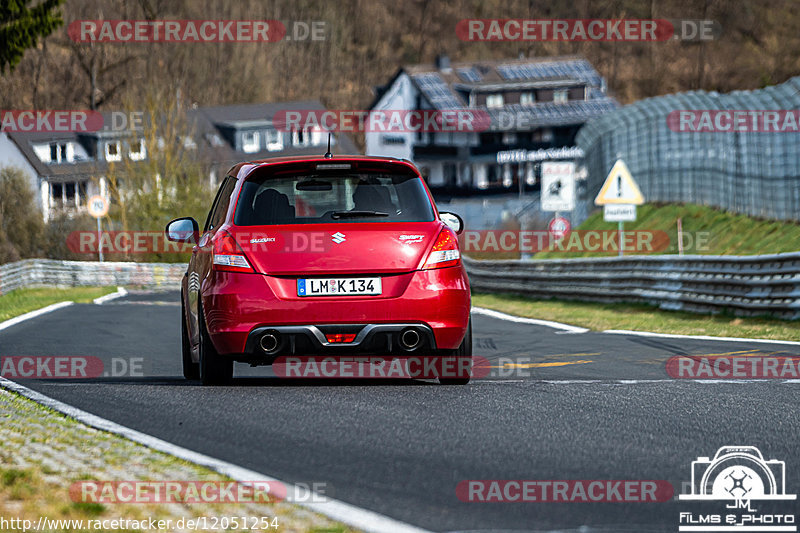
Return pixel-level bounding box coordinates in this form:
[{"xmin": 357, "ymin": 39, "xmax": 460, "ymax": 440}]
[
  {"xmin": 366, "ymin": 55, "xmax": 618, "ymax": 194},
  {"xmin": 0, "ymin": 101, "xmax": 358, "ymax": 221}
]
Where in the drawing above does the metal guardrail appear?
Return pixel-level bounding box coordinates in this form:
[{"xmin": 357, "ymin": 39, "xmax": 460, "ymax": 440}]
[
  {"xmin": 3, "ymin": 256, "xmax": 800, "ymax": 319},
  {"xmin": 0, "ymin": 259, "xmax": 184, "ymax": 296},
  {"xmin": 464, "ymin": 253, "xmax": 800, "ymax": 319}
]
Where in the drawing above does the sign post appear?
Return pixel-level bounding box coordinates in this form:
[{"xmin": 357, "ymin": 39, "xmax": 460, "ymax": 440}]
[
  {"xmin": 594, "ymin": 159, "xmax": 644, "ymax": 257},
  {"xmin": 86, "ymin": 195, "xmax": 109, "ymax": 262}
]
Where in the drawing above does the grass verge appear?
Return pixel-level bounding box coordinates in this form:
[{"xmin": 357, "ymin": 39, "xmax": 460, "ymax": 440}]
[
  {"xmin": 472, "ymin": 292, "xmax": 800, "ymax": 341},
  {"xmin": 0, "ymin": 287, "xmax": 114, "ymax": 322},
  {"xmin": 536, "ymin": 202, "xmax": 800, "ymax": 258},
  {"xmin": 0, "ymin": 387, "xmax": 356, "ymax": 532}
]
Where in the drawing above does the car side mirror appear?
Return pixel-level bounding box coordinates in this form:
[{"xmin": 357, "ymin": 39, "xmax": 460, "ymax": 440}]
[
  {"xmin": 439, "ymin": 212, "xmax": 464, "ymax": 234},
  {"xmin": 165, "ymin": 217, "xmax": 199, "ymax": 244}
]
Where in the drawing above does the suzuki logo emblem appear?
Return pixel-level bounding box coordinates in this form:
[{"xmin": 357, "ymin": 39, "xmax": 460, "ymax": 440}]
[{"xmin": 331, "ymin": 232, "xmax": 346, "ymax": 244}]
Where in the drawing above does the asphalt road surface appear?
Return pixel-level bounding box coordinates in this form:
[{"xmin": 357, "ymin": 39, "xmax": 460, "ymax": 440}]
[{"xmin": 2, "ymin": 290, "xmax": 799, "ymax": 532}]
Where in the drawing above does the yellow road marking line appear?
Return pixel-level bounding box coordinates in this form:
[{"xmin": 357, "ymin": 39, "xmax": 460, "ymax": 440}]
[{"xmin": 492, "ymin": 360, "xmax": 595, "ymax": 369}]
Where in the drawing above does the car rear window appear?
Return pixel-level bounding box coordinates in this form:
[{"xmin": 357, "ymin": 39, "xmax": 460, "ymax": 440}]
[{"xmin": 234, "ymin": 172, "xmax": 435, "ymax": 225}]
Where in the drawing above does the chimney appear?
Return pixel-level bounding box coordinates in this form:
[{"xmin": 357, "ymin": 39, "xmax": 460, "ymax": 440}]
[{"xmin": 435, "ymin": 54, "xmax": 452, "ymax": 73}]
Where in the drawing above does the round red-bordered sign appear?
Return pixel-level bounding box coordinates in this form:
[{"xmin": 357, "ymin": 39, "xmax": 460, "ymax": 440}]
[
  {"xmin": 548, "ymin": 216, "xmax": 571, "ymax": 240},
  {"xmin": 86, "ymin": 195, "xmax": 109, "ymax": 218}
]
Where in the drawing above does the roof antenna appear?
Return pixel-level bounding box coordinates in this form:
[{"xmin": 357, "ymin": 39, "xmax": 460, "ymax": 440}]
[{"xmin": 324, "ymin": 133, "xmax": 333, "ymax": 158}]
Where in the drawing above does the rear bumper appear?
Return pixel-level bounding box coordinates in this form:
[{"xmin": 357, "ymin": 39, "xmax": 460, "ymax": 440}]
[
  {"xmin": 201, "ymin": 266, "xmax": 470, "ymax": 355},
  {"xmin": 244, "ymin": 323, "xmax": 436, "ymax": 359}
]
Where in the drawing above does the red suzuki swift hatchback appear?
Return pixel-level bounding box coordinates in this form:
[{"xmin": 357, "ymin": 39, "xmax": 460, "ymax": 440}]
[{"xmin": 166, "ymin": 156, "xmax": 472, "ymax": 386}]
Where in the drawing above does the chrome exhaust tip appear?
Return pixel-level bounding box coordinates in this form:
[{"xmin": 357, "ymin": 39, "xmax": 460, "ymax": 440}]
[
  {"xmin": 399, "ymin": 328, "xmax": 421, "ymax": 350},
  {"xmin": 259, "ymin": 333, "xmax": 279, "ymax": 353}
]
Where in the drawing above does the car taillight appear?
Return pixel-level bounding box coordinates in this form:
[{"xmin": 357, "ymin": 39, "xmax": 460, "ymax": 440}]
[
  {"xmin": 212, "ymin": 231, "xmax": 253, "ymax": 273},
  {"xmin": 423, "ymin": 227, "xmax": 461, "ymax": 269}
]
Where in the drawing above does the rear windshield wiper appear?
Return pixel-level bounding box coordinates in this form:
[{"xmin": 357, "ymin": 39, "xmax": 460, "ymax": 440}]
[{"xmin": 331, "ymin": 210, "xmax": 390, "ymax": 219}]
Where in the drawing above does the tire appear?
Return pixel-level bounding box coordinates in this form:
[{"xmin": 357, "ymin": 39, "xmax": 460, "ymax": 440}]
[
  {"xmin": 439, "ymin": 318, "xmax": 472, "ymax": 385},
  {"xmin": 181, "ymin": 295, "xmax": 199, "ymax": 380},
  {"xmin": 198, "ymin": 303, "xmax": 233, "ymax": 385}
]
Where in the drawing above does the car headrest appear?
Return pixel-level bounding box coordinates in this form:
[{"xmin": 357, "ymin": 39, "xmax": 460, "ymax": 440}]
[{"xmin": 252, "ymin": 188, "xmax": 295, "ymax": 224}]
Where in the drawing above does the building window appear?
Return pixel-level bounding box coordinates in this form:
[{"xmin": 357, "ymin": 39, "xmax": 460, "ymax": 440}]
[
  {"xmin": 50, "ymin": 183, "xmax": 63, "ymax": 206},
  {"xmin": 486, "ymin": 94, "xmax": 504, "ymax": 108},
  {"xmin": 310, "ymin": 126, "xmax": 324, "ymax": 146},
  {"xmin": 242, "ymin": 131, "xmax": 260, "ymax": 153},
  {"xmin": 65, "ymin": 182, "xmax": 76, "ymax": 202},
  {"xmin": 553, "ymin": 90, "xmax": 568, "ymax": 104},
  {"xmin": 292, "ymin": 129, "xmax": 310, "ymax": 147},
  {"xmin": 49, "ymin": 180, "xmax": 87, "ymax": 208},
  {"xmin": 129, "ymin": 139, "xmax": 146, "ymax": 161},
  {"xmin": 265, "ymin": 129, "xmax": 283, "ymax": 151},
  {"xmin": 106, "ymin": 141, "xmax": 121, "ymax": 161},
  {"xmin": 48, "ymin": 143, "xmax": 69, "ymax": 163},
  {"xmin": 502, "ymin": 132, "xmax": 517, "ymax": 145},
  {"xmin": 520, "ymin": 92, "xmax": 536, "ymax": 106}
]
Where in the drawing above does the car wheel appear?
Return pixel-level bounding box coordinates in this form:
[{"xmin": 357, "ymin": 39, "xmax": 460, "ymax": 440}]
[
  {"xmin": 198, "ymin": 303, "xmax": 233, "ymax": 385},
  {"xmin": 439, "ymin": 318, "xmax": 472, "ymax": 385},
  {"xmin": 181, "ymin": 295, "xmax": 199, "ymax": 380}
]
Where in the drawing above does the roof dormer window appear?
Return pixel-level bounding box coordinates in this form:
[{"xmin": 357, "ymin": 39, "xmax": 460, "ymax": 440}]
[
  {"xmin": 266, "ymin": 129, "xmax": 283, "ymax": 151},
  {"xmin": 554, "ymin": 89, "xmax": 569, "ymax": 104},
  {"xmin": 106, "ymin": 141, "xmax": 121, "ymax": 162},
  {"xmin": 128, "ymin": 138, "xmax": 147, "ymax": 161},
  {"xmin": 242, "ymin": 131, "xmax": 260, "ymax": 153}
]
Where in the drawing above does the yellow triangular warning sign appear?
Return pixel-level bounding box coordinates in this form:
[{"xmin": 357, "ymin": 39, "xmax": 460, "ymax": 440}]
[{"xmin": 594, "ymin": 159, "xmax": 644, "ymax": 205}]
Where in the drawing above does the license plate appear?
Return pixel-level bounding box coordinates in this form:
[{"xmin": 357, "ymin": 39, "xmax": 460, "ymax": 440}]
[{"xmin": 297, "ymin": 277, "xmax": 382, "ymax": 296}]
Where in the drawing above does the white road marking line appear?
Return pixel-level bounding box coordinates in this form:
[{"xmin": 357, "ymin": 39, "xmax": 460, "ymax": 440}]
[
  {"xmin": 93, "ymin": 286, "xmax": 128, "ymax": 305},
  {"xmin": 473, "ymin": 379, "xmax": 800, "ymax": 385},
  {"xmin": 0, "ymin": 301, "xmax": 73, "ymax": 333},
  {"xmin": 604, "ymin": 329, "xmax": 800, "ymax": 346},
  {"xmin": 471, "ymin": 307, "xmax": 589, "ymax": 333},
  {"xmin": 0, "ymin": 377, "xmax": 433, "ymax": 533}
]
